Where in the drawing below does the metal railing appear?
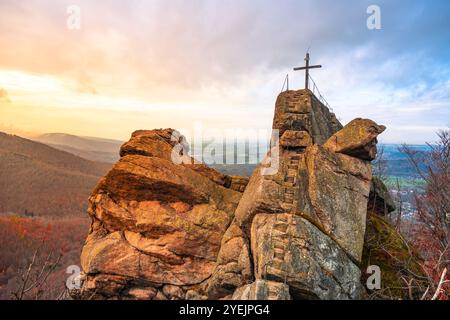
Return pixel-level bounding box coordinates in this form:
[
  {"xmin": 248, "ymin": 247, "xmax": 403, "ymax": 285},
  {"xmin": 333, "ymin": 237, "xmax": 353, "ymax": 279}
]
[
  {"xmin": 280, "ymin": 74, "xmax": 289, "ymax": 93},
  {"xmin": 308, "ymin": 74, "xmax": 334, "ymax": 113},
  {"xmin": 281, "ymin": 74, "xmax": 334, "ymax": 113}
]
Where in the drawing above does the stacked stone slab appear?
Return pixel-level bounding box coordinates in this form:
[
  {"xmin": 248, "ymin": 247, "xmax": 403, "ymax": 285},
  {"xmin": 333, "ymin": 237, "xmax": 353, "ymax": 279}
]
[
  {"xmin": 272, "ymin": 89, "xmax": 342, "ymax": 145},
  {"xmin": 207, "ymin": 89, "xmax": 385, "ymax": 299}
]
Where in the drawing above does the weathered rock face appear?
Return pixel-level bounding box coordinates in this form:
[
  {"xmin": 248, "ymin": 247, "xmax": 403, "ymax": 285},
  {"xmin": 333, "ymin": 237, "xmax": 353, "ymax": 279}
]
[
  {"xmin": 251, "ymin": 213, "xmax": 363, "ymax": 299},
  {"xmin": 73, "ymin": 89, "xmax": 388, "ymax": 300},
  {"xmin": 207, "ymin": 89, "xmax": 385, "ymax": 300},
  {"xmin": 305, "ymin": 144, "xmax": 372, "ymax": 261},
  {"xmin": 323, "ymin": 118, "xmax": 386, "ymax": 161},
  {"xmin": 229, "ymin": 176, "xmax": 250, "ymax": 193},
  {"xmin": 206, "ymin": 219, "xmax": 253, "ymax": 299},
  {"xmin": 272, "ymin": 90, "xmax": 342, "ymax": 144},
  {"xmin": 232, "ymin": 280, "xmax": 291, "ymax": 300},
  {"xmin": 73, "ymin": 129, "xmax": 244, "ymax": 299}
]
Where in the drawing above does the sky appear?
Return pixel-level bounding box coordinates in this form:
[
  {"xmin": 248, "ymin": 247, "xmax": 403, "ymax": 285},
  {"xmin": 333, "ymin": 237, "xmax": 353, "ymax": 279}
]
[{"xmin": 0, "ymin": 0, "xmax": 449, "ymax": 144}]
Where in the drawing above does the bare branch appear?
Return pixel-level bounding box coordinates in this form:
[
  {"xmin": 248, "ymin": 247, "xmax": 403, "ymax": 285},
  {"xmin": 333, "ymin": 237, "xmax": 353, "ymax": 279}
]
[{"xmin": 431, "ymin": 267, "xmax": 448, "ymax": 300}]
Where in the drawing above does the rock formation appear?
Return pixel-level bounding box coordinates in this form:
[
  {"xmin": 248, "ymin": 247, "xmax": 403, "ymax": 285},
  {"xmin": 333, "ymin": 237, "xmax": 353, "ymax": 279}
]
[
  {"xmin": 207, "ymin": 90, "xmax": 385, "ymax": 300},
  {"xmin": 72, "ymin": 129, "xmax": 243, "ymax": 299},
  {"xmin": 71, "ymin": 89, "xmax": 398, "ymax": 300}
]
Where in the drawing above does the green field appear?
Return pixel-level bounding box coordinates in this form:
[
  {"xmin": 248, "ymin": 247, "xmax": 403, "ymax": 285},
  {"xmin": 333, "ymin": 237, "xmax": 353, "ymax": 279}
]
[{"xmin": 382, "ymin": 176, "xmax": 426, "ymax": 189}]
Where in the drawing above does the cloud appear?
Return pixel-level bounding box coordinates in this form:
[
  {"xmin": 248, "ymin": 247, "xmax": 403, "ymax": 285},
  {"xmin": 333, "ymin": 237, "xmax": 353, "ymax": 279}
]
[
  {"xmin": 1, "ymin": 0, "xmax": 448, "ymax": 91},
  {"xmin": 0, "ymin": 88, "xmax": 11, "ymax": 103},
  {"xmin": 76, "ymin": 74, "xmax": 98, "ymax": 95},
  {"xmin": 0, "ymin": 0, "xmax": 448, "ymax": 143}
]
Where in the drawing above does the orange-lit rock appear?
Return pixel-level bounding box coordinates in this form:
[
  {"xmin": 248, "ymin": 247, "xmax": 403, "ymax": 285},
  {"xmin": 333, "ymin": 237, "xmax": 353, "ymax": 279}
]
[{"xmin": 72, "ymin": 129, "xmax": 244, "ymax": 299}]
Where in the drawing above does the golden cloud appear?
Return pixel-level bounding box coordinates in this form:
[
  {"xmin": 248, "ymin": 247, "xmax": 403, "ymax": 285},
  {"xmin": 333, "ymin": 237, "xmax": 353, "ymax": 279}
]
[{"xmin": 0, "ymin": 88, "xmax": 11, "ymax": 103}]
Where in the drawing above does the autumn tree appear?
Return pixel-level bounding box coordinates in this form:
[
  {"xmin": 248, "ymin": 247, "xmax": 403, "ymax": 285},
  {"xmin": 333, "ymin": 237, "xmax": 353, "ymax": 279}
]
[{"xmin": 401, "ymin": 129, "xmax": 449, "ymax": 299}]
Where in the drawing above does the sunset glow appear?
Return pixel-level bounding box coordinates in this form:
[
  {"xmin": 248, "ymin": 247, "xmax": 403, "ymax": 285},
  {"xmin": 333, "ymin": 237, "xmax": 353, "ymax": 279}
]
[{"xmin": 0, "ymin": 0, "xmax": 449, "ymax": 143}]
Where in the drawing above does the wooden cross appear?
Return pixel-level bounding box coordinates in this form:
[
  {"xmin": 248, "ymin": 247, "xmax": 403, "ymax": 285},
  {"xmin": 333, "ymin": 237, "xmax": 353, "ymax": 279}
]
[{"xmin": 293, "ymin": 52, "xmax": 322, "ymax": 90}]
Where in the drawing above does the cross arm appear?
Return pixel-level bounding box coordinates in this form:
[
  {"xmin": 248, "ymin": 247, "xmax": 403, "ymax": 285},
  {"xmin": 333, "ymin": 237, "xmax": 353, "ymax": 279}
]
[{"xmin": 293, "ymin": 65, "xmax": 322, "ymax": 71}]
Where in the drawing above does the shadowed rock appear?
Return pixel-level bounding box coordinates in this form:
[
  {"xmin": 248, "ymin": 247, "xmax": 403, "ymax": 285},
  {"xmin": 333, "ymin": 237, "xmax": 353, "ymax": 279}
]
[
  {"xmin": 368, "ymin": 176, "xmax": 396, "ymax": 215},
  {"xmin": 324, "ymin": 118, "xmax": 386, "ymax": 161}
]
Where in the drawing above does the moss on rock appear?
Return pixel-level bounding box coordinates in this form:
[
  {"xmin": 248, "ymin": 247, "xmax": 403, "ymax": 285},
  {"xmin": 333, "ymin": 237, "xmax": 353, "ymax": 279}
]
[{"xmin": 361, "ymin": 212, "xmax": 427, "ymax": 299}]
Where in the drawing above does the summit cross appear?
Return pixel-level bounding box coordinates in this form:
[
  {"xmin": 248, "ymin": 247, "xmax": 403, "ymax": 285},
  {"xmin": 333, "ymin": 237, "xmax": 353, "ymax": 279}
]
[{"xmin": 293, "ymin": 52, "xmax": 322, "ymax": 90}]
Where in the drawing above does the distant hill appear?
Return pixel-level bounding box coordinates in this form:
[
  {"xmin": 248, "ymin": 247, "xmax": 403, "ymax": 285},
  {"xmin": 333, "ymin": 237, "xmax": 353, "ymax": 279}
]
[
  {"xmin": 0, "ymin": 132, "xmax": 112, "ymax": 217},
  {"xmin": 32, "ymin": 133, "xmax": 123, "ymax": 163},
  {"xmin": 26, "ymin": 132, "xmax": 430, "ymax": 181},
  {"xmin": 377, "ymin": 144, "xmax": 430, "ymax": 178},
  {"xmin": 209, "ymin": 144, "xmax": 430, "ymax": 181},
  {"xmin": 209, "ymin": 164, "xmax": 257, "ymax": 177}
]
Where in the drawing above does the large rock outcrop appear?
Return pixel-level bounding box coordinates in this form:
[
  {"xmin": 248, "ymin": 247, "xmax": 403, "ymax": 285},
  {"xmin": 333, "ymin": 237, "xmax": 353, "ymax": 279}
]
[
  {"xmin": 72, "ymin": 89, "xmax": 393, "ymax": 300},
  {"xmin": 72, "ymin": 129, "xmax": 244, "ymax": 299},
  {"xmin": 207, "ymin": 90, "xmax": 385, "ymax": 300}
]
